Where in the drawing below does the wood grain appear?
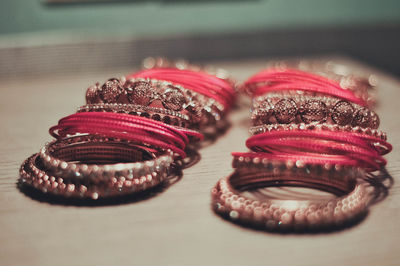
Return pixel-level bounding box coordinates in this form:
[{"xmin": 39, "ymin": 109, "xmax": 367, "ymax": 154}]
[{"xmin": 1, "ymin": 58, "xmax": 399, "ymax": 266}]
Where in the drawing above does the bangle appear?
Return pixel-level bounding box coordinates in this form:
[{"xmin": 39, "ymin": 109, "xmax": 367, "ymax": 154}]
[
  {"xmin": 39, "ymin": 135, "xmax": 173, "ymax": 182},
  {"xmin": 244, "ymin": 68, "xmax": 367, "ymax": 106},
  {"xmin": 127, "ymin": 68, "xmax": 236, "ymax": 111},
  {"xmin": 49, "ymin": 112, "xmax": 204, "ymax": 159},
  {"xmin": 252, "ymin": 94, "xmax": 379, "ymax": 129},
  {"xmin": 142, "ymin": 57, "xmax": 236, "ymax": 87},
  {"xmin": 249, "ymin": 123, "xmax": 387, "ymax": 141},
  {"xmin": 86, "ymin": 77, "xmax": 226, "ymax": 127},
  {"xmin": 211, "ymin": 156, "xmax": 370, "ymax": 231},
  {"xmin": 263, "ymin": 60, "xmax": 377, "ymax": 106},
  {"xmin": 20, "ymin": 136, "xmax": 175, "ymax": 199},
  {"xmin": 245, "ymin": 130, "xmax": 391, "ymax": 171},
  {"xmin": 77, "ymin": 103, "xmax": 190, "ymax": 128}
]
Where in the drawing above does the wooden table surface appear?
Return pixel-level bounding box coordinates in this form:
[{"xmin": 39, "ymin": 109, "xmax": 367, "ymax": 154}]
[{"xmin": 1, "ymin": 58, "xmax": 399, "ymax": 266}]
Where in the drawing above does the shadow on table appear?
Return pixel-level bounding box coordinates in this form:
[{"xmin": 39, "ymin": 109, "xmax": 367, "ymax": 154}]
[{"xmin": 196, "ymin": 119, "xmax": 232, "ymax": 149}]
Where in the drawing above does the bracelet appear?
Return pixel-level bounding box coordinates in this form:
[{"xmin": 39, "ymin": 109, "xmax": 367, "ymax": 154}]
[
  {"xmin": 249, "ymin": 123, "xmax": 387, "ymax": 141},
  {"xmin": 127, "ymin": 68, "xmax": 236, "ymax": 111},
  {"xmin": 263, "ymin": 60, "xmax": 377, "ymax": 106},
  {"xmin": 20, "ymin": 155, "xmax": 171, "ymax": 200},
  {"xmin": 77, "ymin": 103, "xmax": 190, "ymax": 128},
  {"xmin": 252, "ymin": 95, "xmax": 379, "ymax": 128},
  {"xmin": 86, "ymin": 77, "xmax": 226, "ymax": 127},
  {"xmin": 49, "ymin": 112, "xmax": 204, "ymax": 158},
  {"xmin": 212, "ymin": 170, "xmax": 371, "ymax": 230},
  {"xmin": 39, "ymin": 135, "xmax": 174, "ymax": 182},
  {"xmin": 212, "ymin": 155, "xmax": 370, "ymax": 230},
  {"xmin": 246, "ymin": 130, "xmax": 391, "ymax": 171},
  {"xmin": 20, "ymin": 136, "xmax": 175, "ymax": 199},
  {"xmin": 244, "ymin": 68, "xmax": 367, "ymax": 106},
  {"xmin": 142, "ymin": 57, "xmax": 236, "ymax": 87}
]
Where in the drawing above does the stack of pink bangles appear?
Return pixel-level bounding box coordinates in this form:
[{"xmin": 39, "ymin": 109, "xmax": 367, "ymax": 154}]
[
  {"xmin": 19, "ymin": 58, "xmax": 236, "ymax": 199},
  {"xmin": 211, "ymin": 65, "xmax": 392, "ymax": 231},
  {"xmin": 19, "ymin": 58, "xmax": 392, "ymax": 232}
]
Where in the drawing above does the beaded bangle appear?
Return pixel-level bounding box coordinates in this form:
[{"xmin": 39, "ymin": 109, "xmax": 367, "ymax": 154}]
[
  {"xmin": 211, "ymin": 156, "xmax": 370, "ymax": 231},
  {"xmin": 20, "ymin": 136, "xmax": 175, "ymax": 199},
  {"xmin": 39, "ymin": 135, "xmax": 174, "ymax": 182}
]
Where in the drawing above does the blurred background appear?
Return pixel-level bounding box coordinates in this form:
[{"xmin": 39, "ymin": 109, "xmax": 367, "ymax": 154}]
[{"xmin": 1, "ymin": 0, "xmax": 400, "ymax": 79}]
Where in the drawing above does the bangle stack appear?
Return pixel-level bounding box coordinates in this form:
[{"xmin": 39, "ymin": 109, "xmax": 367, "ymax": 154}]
[
  {"xmin": 20, "ymin": 58, "xmax": 236, "ymax": 200},
  {"xmin": 212, "ymin": 64, "xmax": 392, "ymax": 231}
]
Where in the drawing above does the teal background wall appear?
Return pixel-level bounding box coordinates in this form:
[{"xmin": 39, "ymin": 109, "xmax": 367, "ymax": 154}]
[{"xmin": 1, "ymin": 0, "xmax": 400, "ymax": 36}]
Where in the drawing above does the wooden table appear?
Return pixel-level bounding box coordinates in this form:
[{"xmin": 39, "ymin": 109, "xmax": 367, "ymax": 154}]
[{"xmin": 1, "ymin": 58, "xmax": 399, "ymax": 266}]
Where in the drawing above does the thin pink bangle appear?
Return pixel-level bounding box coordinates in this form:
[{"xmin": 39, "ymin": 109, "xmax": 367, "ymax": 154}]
[
  {"xmin": 128, "ymin": 68, "xmax": 236, "ymax": 110},
  {"xmin": 136, "ymin": 68, "xmax": 235, "ymax": 97},
  {"xmin": 49, "ymin": 112, "xmax": 203, "ymax": 158},
  {"xmin": 129, "ymin": 71, "xmax": 233, "ymax": 109},
  {"xmin": 245, "ymin": 69, "xmax": 367, "ymax": 106},
  {"xmin": 130, "ymin": 68, "xmax": 236, "ymax": 101},
  {"xmin": 245, "ymin": 130, "xmax": 391, "ymax": 171}
]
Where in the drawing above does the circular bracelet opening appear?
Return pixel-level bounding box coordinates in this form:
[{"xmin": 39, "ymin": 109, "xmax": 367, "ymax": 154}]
[{"xmin": 50, "ymin": 142, "xmax": 154, "ymax": 165}]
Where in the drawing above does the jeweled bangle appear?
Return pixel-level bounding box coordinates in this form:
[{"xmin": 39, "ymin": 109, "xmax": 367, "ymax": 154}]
[
  {"xmin": 85, "ymin": 78, "xmax": 224, "ymax": 127},
  {"xmin": 211, "ymin": 158, "xmax": 371, "ymax": 230},
  {"xmin": 128, "ymin": 69, "xmax": 236, "ymax": 110},
  {"xmin": 251, "ymin": 94, "xmax": 379, "ymax": 129},
  {"xmin": 249, "ymin": 123, "xmax": 387, "ymax": 141},
  {"xmin": 77, "ymin": 103, "xmax": 190, "ymax": 128},
  {"xmin": 39, "ymin": 135, "xmax": 174, "ymax": 182}
]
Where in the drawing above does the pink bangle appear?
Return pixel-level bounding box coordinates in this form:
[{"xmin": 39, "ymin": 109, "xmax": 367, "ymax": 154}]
[
  {"xmin": 263, "ymin": 60, "xmax": 377, "ymax": 106},
  {"xmin": 244, "ymin": 69, "xmax": 367, "ymax": 106},
  {"xmin": 127, "ymin": 68, "xmax": 236, "ymax": 110},
  {"xmin": 142, "ymin": 56, "xmax": 236, "ymax": 87},
  {"xmin": 245, "ymin": 130, "xmax": 391, "ymax": 171},
  {"xmin": 49, "ymin": 112, "xmax": 203, "ymax": 158},
  {"xmin": 78, "ymin": 103, "xmax": 190, "ymax": 128}
]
